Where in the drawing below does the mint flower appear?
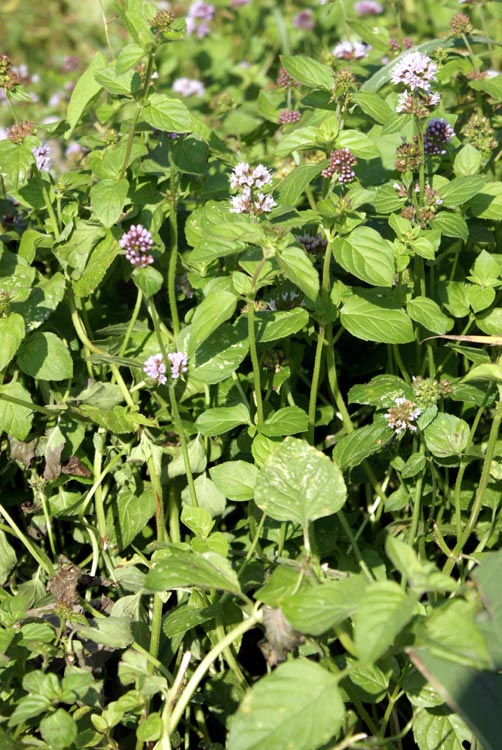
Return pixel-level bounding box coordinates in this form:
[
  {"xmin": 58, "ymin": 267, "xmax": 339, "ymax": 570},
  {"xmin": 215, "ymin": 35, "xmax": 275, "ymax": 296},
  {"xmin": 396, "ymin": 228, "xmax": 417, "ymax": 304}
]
[
  {"xmin": 355, "ymin": 1, "xmax": 383, "ymax": 14},
  {"xmin": 32, "ymin": 143, "xmax": 52, "ymax": 171},
  {"xmin": 172, "ymin": 77, "xmax": 205, "ymax": 97},
  {"xmin": 424, "ymin": 118, "xmax": 455, "ymax": 155},
  {"xmin": 144, "ymin": 354, "xmax": 167, "ymax": 385},
  {"xmin": 119, "ymin": 225, "xmax": 154, "ymax": 267},
  {"xmin": 168, "ymin": 351, "xmax": 189, "ymax": 379},
  {"xmin": 384, "ymin": 397, "xmax": 422, "ymax": 435},
  {"xmin": 333, "ymin": 41, "xmax": 370, "ymax": 60},
  {"xmin": 229, "ymin": 163, "xmax": 276, "ymax": 215},
  {"xmin": 391, "ymin": 52, "xmax": 437, "ymax": 92}
]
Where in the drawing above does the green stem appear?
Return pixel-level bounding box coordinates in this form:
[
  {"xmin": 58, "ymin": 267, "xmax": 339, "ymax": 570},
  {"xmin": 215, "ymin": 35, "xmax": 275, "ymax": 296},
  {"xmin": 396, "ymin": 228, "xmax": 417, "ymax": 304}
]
[
  {"xmin": 149, "ymin": 594, "xmax": 164, "ymax": 667},
  {"xmin": 169, "ymin": 384, "xmax": 198, "ymax": 508},
  {"xmin": 167, "ymin": 606, "xmax": 262, "ymax": 736},
  {"xmin": 119, "ymin": 288, "xmax": 143, "ymax": 357},
  {"xmin": 247, "ymin": 300, "xmax": 264, "ymax": 430},
  {"xmin": 307, "ymin": 324, "xmax": 325, "ymax": 443},
  {"xmin": 93, "ymin": 432, "xmax": 108, "ymax": 546},
  {"xmin": 444, "ymin": 399, "xmax": 502, "ymax": 576},
  {"xmin": 452, "ymin": 400, "xmax": 487, "ymax": 540},
  {"xmin": 147, "ymin": 452, "xmax": 166, "ymax": 543},
  {"xmin": 33, "ymin": 167, "xmax": 60, "ymax": 237},
  {"xmin": 338, "ymin": 510, "xmax": 374, "ymax": 582},
  {"xmin": 408, "ymin": 456, "xmax": 424, "ymax": 545},
  {"xmin": 168, "ymin": 154, "xmax": 180, "ymax": 338},
  {"xmin": 0, "ymin": 503, "xmax": 54, "ymax": 576},
  {"xmin": 118, "ymin": 51, "xmax": 156, "ymax": 180}
]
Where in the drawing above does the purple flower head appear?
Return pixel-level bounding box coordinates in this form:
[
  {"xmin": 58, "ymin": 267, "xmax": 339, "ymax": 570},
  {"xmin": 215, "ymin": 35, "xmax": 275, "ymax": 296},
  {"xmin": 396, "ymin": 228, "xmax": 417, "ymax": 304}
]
[
  {"xmin": 384, "ymin": 397, "xmax": 422, "ymax": 434},
  {"xmin": 186, "ymin": 1, "xmax": 214, "ymax": 36},
  {"xmin": 293, "ymin": 10, "xmax": 315, "ymax": 30},
  {"xmin": 172, "ymin": 77, "xmax": 205, "ymax": 97},
  {"xmin": 32, "ymin": 143, "xmax": 52, "ymax": 172},
  {"xmin": 354, "ymin": 0, "xmax": 383, "ymax": 14},
  {"xmin": 391, "ymin": 52, "xmax": 437, "ymax": 91},
  {"xmin": 229, "ymin": 163, "xmax": 276, "ymax": 215},
  {"xmin": 120, "ymin": 225, "xmax": 154, "ymax": 267},
  {"xmin": 322, "ymin": 148, "xmax": 357, "ymax": 183},
  {"xmin": 333, "ymin": 40, "xmax": 370, "ymax": 60},
  {"xmin": 278, "ymin": 109, "xmax": 302, "ymax": 124},
  {"xmin": 424, "ymin": 117, "xmax": 455, "ymax": 155},
  {"xmin": 144, "ymin": 354, "xmax": 167, "ymax": 385},
  {"xmin": 231, "ymin": 0, "xmax": 250, "ymax": 5},
  {"xmin": 168, "ymin": 351, "xmax": 189, "ymax": 379}
]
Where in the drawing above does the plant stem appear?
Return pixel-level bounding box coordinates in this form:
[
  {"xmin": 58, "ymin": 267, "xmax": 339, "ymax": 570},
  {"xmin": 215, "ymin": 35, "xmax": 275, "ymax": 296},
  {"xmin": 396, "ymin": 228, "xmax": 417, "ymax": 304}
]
[
  {"xmin": 307, "ymin": 324, "xmax": 325, "ymax": 443},
  {"xmin": 247, "ymin": 299, "xmax": 264, "ymax": 430},
  {"xmin": 168, "ymin": 153, "xmax": 180, "ymax": 338},
  {"xmin": 168, "ymin": 384, "xmax": 199, "ymax": 508},
  {"xmin": 0, "ymin": 503, "xmax": 54, "ymax": 576},
  {"xmin": 119, "ymin": 288, "xmax": 143, "ymax": 357},
  {"xmin": 443, "ymin": 398, "xmax": 502, "ymax": 576},
  {"xmin": 167, "ymin": 606, "xmax": 262, "ymax": 736}
]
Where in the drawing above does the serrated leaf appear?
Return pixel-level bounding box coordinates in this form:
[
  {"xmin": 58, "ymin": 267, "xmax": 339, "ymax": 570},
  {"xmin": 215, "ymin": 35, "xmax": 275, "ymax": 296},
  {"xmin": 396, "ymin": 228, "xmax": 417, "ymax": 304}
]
[
  {"xmin": 423, "ymin": 413, "xmax": 469, "ymax": 457},
  {"xmin": 332, "ymin": 420, "xmax": 393, "ymax": 470},
  {"xmin": 17, "ymin": 331, "xmax": 73, "ymax": 381},
  {"xmin": 412, "ymin": 706, "xmax": 472, "ymax": 750},
  {"xmin": 66, "ymin": 51, "xmax": 107, "ymax": 132},
  {"xmin": 40, "ymin": 709, "xmax": 78, "ymax": 749},
  {"xmin": 107, "ymin": 485, "xmax": 156, "ymax": 550},
  {"xmin": 353, "ymin": 92, "xmax": 393, "ymax": 124},
  {"xmin": 431, "ymin": 213, "xmax": 468, "ymax": 242},
  {"xmin": 145, "ymin": 547, "xmax": 241, "ymax": 595},
  {"xmin": 0, "ymin": 314, "xmax": 25, "ymax": 372},
  {"xmin": 187, "ymin": 290, "xmax": 237, "ymax": 355},
  {"xmin": 78, "ymin": 616, "xmax": 134, "ymax": 648},
  {"xmin": 142, "ymin": 94, "xmax": 192, "ymax": 133},
  {"xmin": 281, "ymin": 576, "xmax": 367, "ymax": 636},
  {"xmin": 469, "ymin": 182, "xmax": 502, "ymax": 220},
  {"xmin": 278, "ymin": 164, "xmax": 322, "ymax": 206},
  {"xmin": 337, "ymin": 129, "xmax": 379, "ymax": 159},
  {"xmin": 254, "ymin": 437, "xmax": 346, "ymax": 526},
  {"xmin": 280, "ymin": 55, "xmax": 334, "ymax": 90},
  {"xmin": 228, "ymin": 660, "xmax": 344, "ymax": 750},
  {"xmin": 354, "ymin": 581, "xmax": 417, "ymax": 663},
  {"xmin": 261, "ymin": 407, "xmax": 309, "ymax": 437},
  {"xmin": 406, "ymin": 296, "xmax": 452, "ymax": 334},
  {"xmin": 277, "ymin": 245, "xmax": 319, "ymax": 301},
  {"xmin": 333, "ymin": 227, "xmax": 395, "ymax": 287},
  {"xmin": 195, "ymin": 403, "xmax": 251, "ymax": 436},
  {"xmin": 210, "ymin": 461, "xmax": 259, "ymax": 502},
  {"xmin": 340, "ymin": 291, "xmax": 415, "ymax": 344},
  {"xmin": 90, "ymin": 178, "xmax": 129, "ymax": 228},
  {"xmin": 438, "ymin": 175, "xmax": 487, "ymax": 208}
]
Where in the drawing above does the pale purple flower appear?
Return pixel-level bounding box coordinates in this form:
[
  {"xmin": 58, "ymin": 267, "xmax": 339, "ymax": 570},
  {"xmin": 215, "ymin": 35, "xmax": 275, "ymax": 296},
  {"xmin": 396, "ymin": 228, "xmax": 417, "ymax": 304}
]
[
  {"xmin": 172, "ymin": 77, "xmax": 205, "ymax": 97},
  {"xmin": 395, "ymin": 90, "xmax": 440, "ymax": 114},
  {"xmin": 384, "ymin": 397, "xmax": 422, "ymax": 434},
  {"xmin": 120, "ymin": 225, "xmax": 154, "ymax": 267},
  {"xmin": 254, "ymin": 193, "xmax": 277, "ymax": 213},
  {"xmin": 354, "ymin": 0, "xmax": 383, "ymax": 14},
  {"xmin": 32, "ymin": 144, "xmax": 52, "ymax": 171},
  {"xmin": 144, "ymin": 354, "xmax": 167, "ymax": 385},
  {"xmin": 168, "ymin": 351, "xmax": 189, "ymax": 379},
  {"xmin": 293, "ymin": 10, "xmax": 315, "ymax": 30},
  {"xmin": 65, "ymin": 141, "xmax": 86, "ymax": 158},
  {"xmin": 424, "ymin": 117, "xmax": 455, "ymax": 155},
  {"xmin": 231, "ymin": 0, "xmax": 250, "ymax": 5},
  {"xmin": 391, "ymin": 52, "xmax": 437, "ymax": 91},
  {"xmin": 186, "ymin": 1, "xmax": 214, "ymax": 36},
  {"xmin": 229, "ymin": 163, "xmax": 272, "ymax": 189},
  {"xmin": 230, "ymin": 186, "xmax": 253, "ymax": 213},
  {"xmin": 486, "ymin": 70, "xmax": 499, "ymax": 78},
  {"xmin": 333, "ymin": 40, "xmax": 370, "ymax": 60},
  {"xmin": 229, "ymin": 163, "xmax": 275, "ymax": 215}
]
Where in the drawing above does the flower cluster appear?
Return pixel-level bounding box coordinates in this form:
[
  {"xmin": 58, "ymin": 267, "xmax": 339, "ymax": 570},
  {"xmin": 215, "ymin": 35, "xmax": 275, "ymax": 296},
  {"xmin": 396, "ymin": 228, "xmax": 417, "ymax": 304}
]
[
  {"xmin": 450, "ymin": 12, "xmax": 473, "ymax": 35},
  {"xmin": 354, "ymin": 0, "xmax": 383, "ymax": 14},
  {"xmin": 229, "ymin": 163, "xmax": 277, "ymax": 215},
  {"xmin": 391, "ymin": 51, "xmax": 437, "ymax": 91},
  {"xmin": 0, "ymin": 54, "xmax": 20, "ymax": 91},
  {"xmin": 333, "ymin": 40, "xmax": 370, "ymax": 60},
  {"xmin": 151, "ymin": 10, "xmax": 176, "ymax": 36},
  {"xmin": 143, "ymin": 354, "xmax": 167, "ymax": 385},
  {"xmin": 186, "ymin": 1, "xmax": 215, "ymax": 37},
  {"xmin": 278, "ymin": 109, "xmax": 301, "ymax": 125},
  {"xmin": 7, "ymin": 120, "xmax": 34, "ymax": 144},
  {"xmin": 462, "ymin": 113, "xmax": 497, "ymax": 155},
  {"xmin": 396, "ymin": 90, "xmax": 440, "ymax": 115},
  {"xmin": 295, "ymin": 233, "xmax": 328, "ymax": 255},
  {"xmin": 143, "ymin": 352, "xmax": 189, "ymax": 384},
  {"xmin": 119, "ymin": 225, "xmax": 154, "ymax": 267},
  {"xmin": 384, "ymin": 397, "xmax": 422, "ymax": 435},
  {"xmin": 32, "ymin": 144, "xmax": 52, "ymax": 172},
  {"xmin": 172, "ymin": 77, "xmax": 205, "ymax": 97},
  {"xmin": 293, "ymin": 10, "xmax": 315, "ymax": 29},
  {"xmin": 322, "ymin": 148, "xmax": 357, "ymax": 183},
  {"xmin": 412, "ymin": 376, "xmax": 452, "ymax": 407},
  {"xmin": 276, "ymin": 67, "xmax": 300, "ymax": 88},
  {"xmin": 423, "ymin": 117, "xmax": 455, "ymax": 155}
]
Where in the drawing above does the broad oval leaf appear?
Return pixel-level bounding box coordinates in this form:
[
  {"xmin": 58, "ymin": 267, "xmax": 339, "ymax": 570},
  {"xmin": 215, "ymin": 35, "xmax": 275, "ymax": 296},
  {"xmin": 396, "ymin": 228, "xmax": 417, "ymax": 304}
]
[
  {"xmin": 142, "ymin": 94, "xmax": 192, "ymax": 133},
  {"xmin": 340, "ymin": 291, "xmax": 415, "ymax": 344},
  {"xmin": 254, "ymin": 437, "xmax": 346, "ymax": 526},
  {"xmin": 195, "ymin": 403, "xmax": 251, "ymax": 437},
  {"xmin": 280, "ymin": 55, "xmax": 334, "ymax": 91},
  {"xmin": 0, "ymin": 314, "xmax": 25, "ymax": 372},
  {"xmin": 228, "ymin": 660, "xmax": 345, "ymax": 750},
  {"xmin": 423, "ymin": 413, "xmax": 469, "ymax": 457},
  {"xmin": 333, "ymin": 227, "xmax": 395, "ymax": 287},
  {"xmin": 145, "ymin": 547, "xmax": 241, "ymax": 595},
  {"xmin": 17, "ymin": 331, "xmax": 73, "ymax": 381},
  {"xmin": 90, "ymin": 178, "xmax": 129, "ymax": 228}
]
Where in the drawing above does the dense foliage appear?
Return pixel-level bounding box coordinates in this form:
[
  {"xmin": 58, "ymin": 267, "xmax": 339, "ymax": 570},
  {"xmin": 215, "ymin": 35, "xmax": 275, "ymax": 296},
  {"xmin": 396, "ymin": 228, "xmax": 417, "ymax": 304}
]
[{"xmin": 1, "ymin": 1, "xmax": 502, "ymax": 748}]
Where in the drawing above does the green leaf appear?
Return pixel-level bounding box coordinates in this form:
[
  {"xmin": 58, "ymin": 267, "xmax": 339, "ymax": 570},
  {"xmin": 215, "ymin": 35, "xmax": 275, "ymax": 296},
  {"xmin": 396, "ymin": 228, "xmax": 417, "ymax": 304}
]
[
  {"xmin": 227, "ymin": 660, "xmax": 345, "ymax": 750},
  {"xmin": 40, "ymin": 709, "xmax": 78, "ymax": 749},
  {"xmin": 193, "ymin": 323, "xmax": 248, "ymax": 384},
  {"xmin": 353, "ymin": 92, "xmax": 393, "ymax": 124},
  {"xmin": 469, "ymin": 181, "xmax": 502, "ymax": 220},
  {"xmin": 115, "ymin": 43, "xmax": 146, "ymax": 74},
  {"xmin": 340, "ymin": 290, "xmax": 415, "ymax": 344},
  {"xmin": 0, "ymin": 382, "xmax": 34, "ymax": 440},
  {"xmin": 280, "ymin": 55, "xmax": 334, "ymax": 91},
  {"xmin": 0, "ymin": 314, "xmax": 25, "ymax": 372},
  {"xmin": 385, "ymin": 535, "xmax": 456, "ymax": 593},
  {"xmin": 67, "ymin": 50, "xmax": 107, "ymax": 132},
  {"xmin": 187, "ymin": 290, "xmax": 237, "ymax": 355},
  {"xmin": 261, "ymin": 407, "xmax": 309, "ymax": 437},
  {"xmin": 412, "ymin": 704, "xmax": 473, "ymax": 750},
  {"xmin": 278, "ymin": 164, "xmax": 322, "ymax": 206},
  {"xmin": 90, "ymin": 178, "xmax": 129, "ymax": 228},
  {"xmin": 163, "ymin": 602, "xmax": 220, "ymax": 638},
  {"xmin": 423, "ymin": 413, "xmax": 469, "ymax": 457},
  {"xmin": 17, "ymin": 331, "xmax": 73, "ymax": 381},
  {"xmin": 180, "ymin": 506, "xmax": 214, "ymax": 538},
  {"xmin": 195, "ymin": 404, "xmax": 251, "ymax": 436},
  {"xmin": 254, "ymin": 437, "xmax": 346, "ymax": 526},
  {"xmin": 11, "ymin": 271, "xmax": 65, "ymax": 332},
  {"xmin": 170, "ymin": 137, "xmax": 209, "ymax": 175},
  {"xmin": 78, "ymin": 616, "xmax": 134, "ymax": 648},
  {"xmin": 132, "ymin": 266, "xmax": 164, "ymax": 297},
  {"xmin": 168, "ymin": 436, "xmax": 207, "ymax": 478},
  {"xmin": 274, "ymin": 127, "xmax": 319, "ymax": 158},
  {"xmin": 277, "ymin": 245, "xmax": 319, "ymax": 301},
  {"xmin": 72, "ymin": 231, "xmax": 120, "ymax": 297},
  {"xmin": 181, "ymin": 474, "xmax": 226, "ymax": 517},
  {"xmin": 354, "ymin": 581, "xmax": 417, "ymax": 663},
  {"xmin": 281, "ymin": 576, "xmax": 368, "ymax": 636},
  {"xmin": 94, "ymin": 66, "xmax": 141, "ymax": 96},
  {"xmin": 251, "ymin": 308, "xmax": 309, "ymax": 343},
  {"xmin": 209, "ymin": 461, "xmax": 259, "ymax": 502},
  {"xmin": 337, "ymin": 130, "xmax": 379, "ymax": 159},
  {"xmin": 437, "ymin": 175, "xmax": 487, "ymax": 208},
  {"xmin": 472, "ymin": 550, "xmax": 502, "ymax": 669},
  {"xmin": 137, "ymin": 714, "xmax": 163, "ymax": 743},
  {"xmin": 453, "ymin": 144, "xmax": 483, "ymax": 176},
  {"xmin": 142, "ymin": 94, "xmax": 192, "ymax": 133},
  {"xmin": 145, "ymin": 547, "xmax": 242, "ymax": 595},
  {"xmin": 0, "ymin": 531, "xmax": 17, "ymax": 586},
  {"xmin": 406, "ymin": 296, "xmax": 452, "ymax": 334},
  {"xmin": 107, "ymin": 485, "xmax": 156, "ymax": 550},
  {"xmin": 0, "ymin": 141, "xmax": 35, "ymax": 188},
  {"xmin": 333, "ymin": 227, "xmax": 395, "ymax": 287},
  {"xmin": 431, "ymin": 213, "xmax": 468, "ymax": 242},
  {"xmin": 332, "ymin": 420, "xmax": 393, "ymax": 470}
]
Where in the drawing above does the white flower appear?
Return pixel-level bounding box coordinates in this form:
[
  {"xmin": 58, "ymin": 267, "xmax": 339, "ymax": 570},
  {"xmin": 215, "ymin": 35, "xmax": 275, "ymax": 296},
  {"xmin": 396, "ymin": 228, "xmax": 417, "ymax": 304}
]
[
  {"xmin": 391, "ymin": 51, "xmax": 437, "ymax": 91},
  {"xmin": 172, "ymin": 77, "xmax": 205, "ymax": 97},
  {"xmin": 333, "ymin": 40, "xmax": 370, "ymax": 60}
]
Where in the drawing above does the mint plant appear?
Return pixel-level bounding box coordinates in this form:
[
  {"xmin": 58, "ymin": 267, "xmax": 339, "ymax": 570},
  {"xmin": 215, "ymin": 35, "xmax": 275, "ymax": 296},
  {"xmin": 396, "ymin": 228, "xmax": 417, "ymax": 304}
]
[{"xmin": 1, "ymin": 1, "xmax": 502, "ymax": 749}]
